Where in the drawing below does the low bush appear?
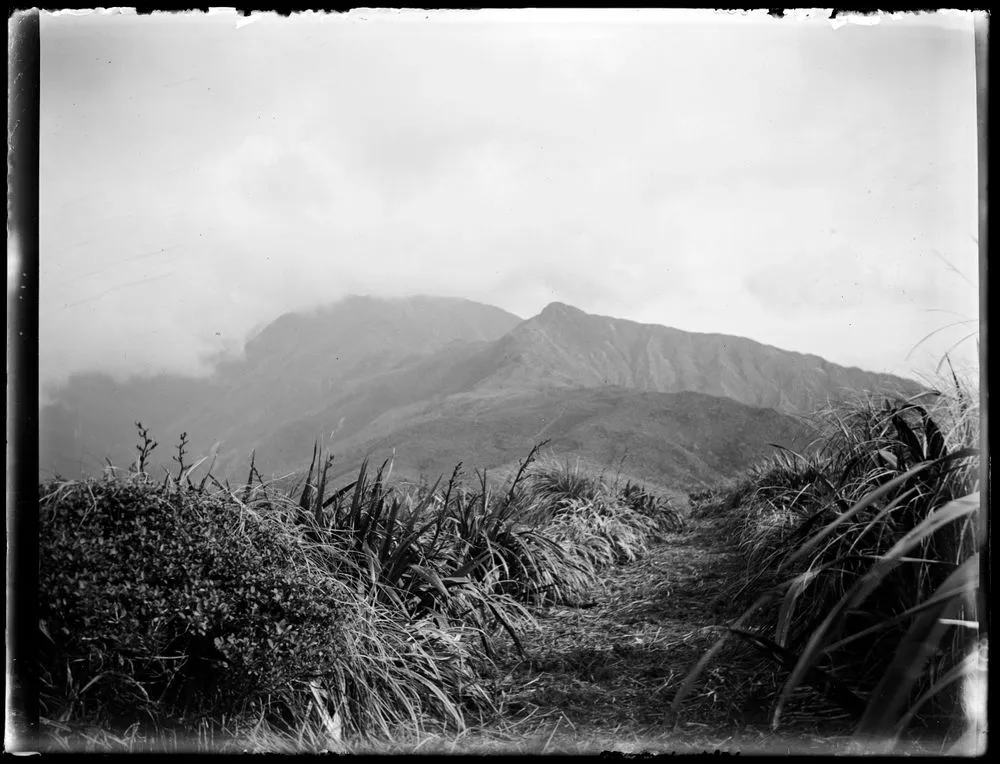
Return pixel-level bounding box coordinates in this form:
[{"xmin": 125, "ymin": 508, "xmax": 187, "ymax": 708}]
[{"xmin": 39, "ymin": 472, "xmax": 355, "ymax": 725}]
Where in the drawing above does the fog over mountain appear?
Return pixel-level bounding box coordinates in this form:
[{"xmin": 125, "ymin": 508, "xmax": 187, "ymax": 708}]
[
  {"xmin": 41, "ymin": 295, "xmax": 923, "ymax": 490},
  {"xmin": 38, "ymin": 12, "xmax": 979, "ymax": 392}
]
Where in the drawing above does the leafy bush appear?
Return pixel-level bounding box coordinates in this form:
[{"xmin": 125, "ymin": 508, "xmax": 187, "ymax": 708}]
[{"xmin": 39, "ymin": 471, "xmax": 357, "ymax": 727}]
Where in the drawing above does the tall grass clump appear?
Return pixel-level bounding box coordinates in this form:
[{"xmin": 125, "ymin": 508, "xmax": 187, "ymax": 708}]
[
  {"xmin": 673, "ymin": 374, "xmax": 983, "ymax": 752},
  {"xmin": 522, "ymin": 458, "xmax": 685, "ymax": 572},
  {"xmin": 286, "ymin": 442, "xmax": 597, "ymax": 638},
  {"xmin": 707, "ymin": 448, "xmax": 843, "ymax": 584}
]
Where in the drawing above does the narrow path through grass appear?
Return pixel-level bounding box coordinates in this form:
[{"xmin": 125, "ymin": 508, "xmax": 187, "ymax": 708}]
[
  {"xmin": 504, "ymin": 519, "xmax": 735, "ymax": 729},
  {"xmin": 378, "ymin": 515, "xmax": 865, "ymax": 755}
]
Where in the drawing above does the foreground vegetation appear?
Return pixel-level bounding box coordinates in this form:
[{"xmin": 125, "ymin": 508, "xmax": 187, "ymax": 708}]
[
  {"xmin": 676, "ymin": 375, "xmax": 984, "ymax": 753},
  {"xmin": 35, "ymin": 374, "xmax": 983, "ymax": 753},
  {"xmin": 37, "ymin": 436, "xmax": 680, "ymax": 752}
]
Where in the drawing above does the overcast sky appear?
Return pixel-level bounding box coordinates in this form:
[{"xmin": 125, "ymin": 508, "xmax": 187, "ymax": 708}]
[{"xmin": 39, "ymin": 9, "xmax": 980, "ymax": 393}]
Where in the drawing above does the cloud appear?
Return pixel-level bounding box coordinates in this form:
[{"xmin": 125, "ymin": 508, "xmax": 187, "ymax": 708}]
[{"xmin": 38, "ymin": 11, "xmax": 980, "ymax": 388}]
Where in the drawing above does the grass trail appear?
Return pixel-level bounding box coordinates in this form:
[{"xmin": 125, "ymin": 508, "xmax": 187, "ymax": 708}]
[
  {"xmin": 503, "ymin": 518, "xmax": 737, "ymax": 730},
  {"xmin": 371, "ymin": 513, "xmax": 868, "ymax": 755}
]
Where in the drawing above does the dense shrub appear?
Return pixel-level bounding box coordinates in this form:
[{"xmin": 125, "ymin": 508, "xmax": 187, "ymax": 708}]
[{"xmin": 39, "ymin": 471, "xmax": 358, "ymax": 728}]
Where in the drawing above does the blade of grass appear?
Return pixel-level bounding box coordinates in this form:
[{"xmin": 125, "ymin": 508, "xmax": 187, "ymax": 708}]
[
  {"xmin": 299, "ymin": 441, "xmax": 319, "ymax": 513},
  {"xmin": 823, "ymin": 571, "xmax": 980, "ymax": 655},
  {"xmin": 314, "ymin": 454, "xmax": 333, "ymax": 528},
  {"xmin": 891, "ymin": 412, "xmax": 925, "ymax": 466}
]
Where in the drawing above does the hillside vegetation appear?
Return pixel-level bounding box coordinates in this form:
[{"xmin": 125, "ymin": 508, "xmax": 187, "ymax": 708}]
[{"xmin": 35, "ymin": 373, "xmax": 983, "ymax": 754}]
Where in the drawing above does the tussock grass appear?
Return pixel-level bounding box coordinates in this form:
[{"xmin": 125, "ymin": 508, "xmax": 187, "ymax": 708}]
[
  {"xmin": 523, "ymin": 456, "xmax": 605, "ymax": 512},
  {"xmin": 288, "ymin": 443, "xmax": 591, "ymax": 638},
  {"xmin": 673, "ymin": 374, "xmax": 983, "ymax": 752},
  {"xmin": 546, "ymin": 497, "xmax": 662, "ymax": 568},
  {"xmin": 524, "ymin": 458, "xmax": 685, "ymax": 558}
]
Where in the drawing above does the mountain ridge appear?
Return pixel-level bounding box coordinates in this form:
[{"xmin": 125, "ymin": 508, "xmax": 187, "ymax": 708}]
[
  {"xmin": 450, "ymin": 299, "xmax": 920, "ymax": 414},
  {"xmin": 40, "ymin": 294, "xmax": 923, "ymax": 490}
]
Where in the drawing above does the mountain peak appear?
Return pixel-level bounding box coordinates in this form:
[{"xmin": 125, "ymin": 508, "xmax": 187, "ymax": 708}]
[
  {"xmin": 537, "ymin": 301, "xmax": 587, "ymax": 320},
  {"xmin": 242, "ymin": 294, "xmax": 522, "ymax": 366}
]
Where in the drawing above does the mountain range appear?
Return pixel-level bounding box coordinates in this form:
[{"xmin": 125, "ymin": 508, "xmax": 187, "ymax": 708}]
[{"xmin": 40, "ymin": 295, "xmax": 923, "ymax": 492}]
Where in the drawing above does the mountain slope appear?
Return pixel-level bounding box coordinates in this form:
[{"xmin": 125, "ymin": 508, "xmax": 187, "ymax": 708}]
[
  {"xmin": 451, "ymin": 302, "xmax": 922, "ymax": 414},
  {"xmin": 305, "ymin": 387, "xmax": 817, "ymax": 491}
]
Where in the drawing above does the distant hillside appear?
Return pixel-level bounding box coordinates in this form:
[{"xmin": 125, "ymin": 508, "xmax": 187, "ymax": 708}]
[
  {"xmin": 41, "ymin": 295, "xmax": 521, "ymax": 479},
  {"xmin": 40, "ymin": 295, "xmax": 922, "ymax": 491},
  {"xmin": 309, "ymin": 387, "xmax": 818, "ymax": 492}
]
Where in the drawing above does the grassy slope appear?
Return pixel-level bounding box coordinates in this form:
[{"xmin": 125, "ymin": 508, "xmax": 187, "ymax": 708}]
[{"xmin": 314, "ymin": 387, "xmax": 817, "ymax": 491}]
